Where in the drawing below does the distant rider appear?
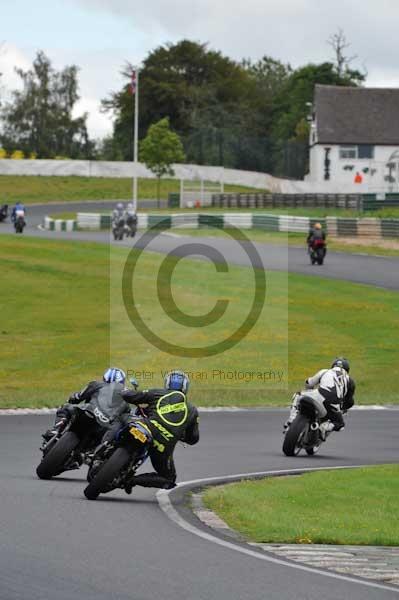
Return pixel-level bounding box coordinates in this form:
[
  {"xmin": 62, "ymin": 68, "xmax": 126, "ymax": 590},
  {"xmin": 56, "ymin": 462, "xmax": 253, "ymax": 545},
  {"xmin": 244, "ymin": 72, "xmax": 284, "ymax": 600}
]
[
  {"xmin": 11, "ymin": 202, "xmax": 26, "ymax": 223},
  {"xmin": 43, "ymin": 367, "xmax": 130, "ymax": 442},
  {"xmin": 112, "ymin": 202, "xmax": 124, "ymax": 223},
  {"xmin": 0, "ymin": 204, "xmax": 8, "ymax": 221},
  {"xmin": 124, "ymin": 202, "xmax": 137, "ymax": 235},
  {"xmin": 120, "ymin": 370, "xmax": 200, "ymax": 492},
  {"xmin": 284, "ymin": 358, "xmax": 355, "ymax": 438},
  {"xmin": 307, "ymin": 222, "xmax": 326, "ymax": 255}
]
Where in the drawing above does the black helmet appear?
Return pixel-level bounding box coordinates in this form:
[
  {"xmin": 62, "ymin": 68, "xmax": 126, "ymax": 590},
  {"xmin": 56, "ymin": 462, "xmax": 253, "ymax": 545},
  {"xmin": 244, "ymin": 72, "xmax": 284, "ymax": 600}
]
[{"xmin": 332, "ymin": 357, "xmax": 350, "ymax": 373}]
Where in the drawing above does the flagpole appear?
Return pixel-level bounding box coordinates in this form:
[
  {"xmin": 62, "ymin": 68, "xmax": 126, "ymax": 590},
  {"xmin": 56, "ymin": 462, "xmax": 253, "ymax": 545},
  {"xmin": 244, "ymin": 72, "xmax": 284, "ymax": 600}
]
[{"xmin": 132, "ymin": 68, "xmax": 139, "ymax": 212}]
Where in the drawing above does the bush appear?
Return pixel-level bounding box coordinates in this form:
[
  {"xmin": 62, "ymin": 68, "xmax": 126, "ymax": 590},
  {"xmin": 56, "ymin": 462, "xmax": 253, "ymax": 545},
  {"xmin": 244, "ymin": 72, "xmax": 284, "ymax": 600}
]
[{"xmin": 10, "ymin": 150, "xmax": 24, "ymax": 159}]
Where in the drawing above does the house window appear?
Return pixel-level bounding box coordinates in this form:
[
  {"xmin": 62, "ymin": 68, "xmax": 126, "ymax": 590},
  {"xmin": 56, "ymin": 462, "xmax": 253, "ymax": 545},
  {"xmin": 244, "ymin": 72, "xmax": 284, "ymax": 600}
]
[
  {"xmin": 339, "ymin": 145, "xmax": 375, "ymax": 159},
  {"xmin": 340, "ymin": 146, "xmax": 357, "ymax": 159},
  {"xmin": 358, "ymin": 145, "xmax": 374, "ymax": 159}
]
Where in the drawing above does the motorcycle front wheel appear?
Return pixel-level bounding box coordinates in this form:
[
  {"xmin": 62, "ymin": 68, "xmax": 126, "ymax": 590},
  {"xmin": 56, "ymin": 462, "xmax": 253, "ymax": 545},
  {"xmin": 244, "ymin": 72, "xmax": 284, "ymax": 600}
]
[
  {"xmin": 84, "ymin": 447, "xmax": 133, "ymax": 500},
  {"xmin": 36, "ymin": 431, "xmax": 79, "ymax": 479},
  {"xmin": 282, "ymin": 414, "xmax": 309, "ymax": 456}
]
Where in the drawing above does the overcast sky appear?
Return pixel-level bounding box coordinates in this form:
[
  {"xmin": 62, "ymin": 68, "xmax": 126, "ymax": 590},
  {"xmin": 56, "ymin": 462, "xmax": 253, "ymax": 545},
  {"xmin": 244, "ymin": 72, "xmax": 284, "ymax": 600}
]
[{"xmin": 2, "ymin": 0, "xmax": 399, "ymax": 138}]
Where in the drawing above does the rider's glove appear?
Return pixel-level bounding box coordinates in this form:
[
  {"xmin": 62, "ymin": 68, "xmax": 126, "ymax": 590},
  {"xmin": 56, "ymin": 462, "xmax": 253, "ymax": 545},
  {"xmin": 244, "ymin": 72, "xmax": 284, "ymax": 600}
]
[{"xmin": 68, "ymin": 392, "xmax": 80, "ymax": 403}]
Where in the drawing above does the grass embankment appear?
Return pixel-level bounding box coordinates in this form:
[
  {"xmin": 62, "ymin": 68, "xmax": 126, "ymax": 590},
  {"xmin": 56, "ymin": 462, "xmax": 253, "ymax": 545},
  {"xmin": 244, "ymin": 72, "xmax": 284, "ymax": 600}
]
[
  {"xmin": 203, "ymin": 466, "xmax": 399, "ymax": 545},
  {"xmin": 0, "ymin": 175, "xmax": 259, "ymax": 204},
  {"xmin": 1, "ymin": 235, "xmax": 398, "ymax": 407}
]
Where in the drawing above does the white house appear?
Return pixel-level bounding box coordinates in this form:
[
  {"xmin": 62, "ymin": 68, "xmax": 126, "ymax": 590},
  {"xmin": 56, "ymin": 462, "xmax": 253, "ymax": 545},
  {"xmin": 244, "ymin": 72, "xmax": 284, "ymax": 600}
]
[{"xmin": 307, "ymin": 85, "xmax": 399, "ymax": 193}]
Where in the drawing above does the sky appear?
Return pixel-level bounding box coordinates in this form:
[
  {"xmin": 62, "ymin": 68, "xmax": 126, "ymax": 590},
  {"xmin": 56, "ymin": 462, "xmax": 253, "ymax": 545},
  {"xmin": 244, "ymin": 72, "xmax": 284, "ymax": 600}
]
[{"xmin": 2, "ymin": 0, "xmax": 399, "ymax": 139}]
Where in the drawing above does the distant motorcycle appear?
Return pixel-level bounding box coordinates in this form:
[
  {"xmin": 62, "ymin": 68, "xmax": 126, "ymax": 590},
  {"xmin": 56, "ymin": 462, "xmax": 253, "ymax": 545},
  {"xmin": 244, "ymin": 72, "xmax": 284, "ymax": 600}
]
[
  {"xmin": 309, "ymin": 238, "xmax": 326, "ymax": 265},
  {"xmin": 36, "ymin": 394, "xmax": 130, "ymax": 480},
  {"xmin": 282, "ymin": 392, "xmax": 333, "ymax": 456},
  {"xmin": 125, "ymin": 214, "xmax": 137, "ymax": 238},
  {"xmin": 112, "ymin": 216, "xmax": 125, "ymax": 241},
  {"xmin": 0, "ymin": 204, "xmax": 8, "ymax": 222},
  {"xmin": 84, "ymin": 419, "xmax": 152, "ymax": 500},
  {"xmin": 14, "ymin": 211, "xmax": 26, "ymax": 234}
]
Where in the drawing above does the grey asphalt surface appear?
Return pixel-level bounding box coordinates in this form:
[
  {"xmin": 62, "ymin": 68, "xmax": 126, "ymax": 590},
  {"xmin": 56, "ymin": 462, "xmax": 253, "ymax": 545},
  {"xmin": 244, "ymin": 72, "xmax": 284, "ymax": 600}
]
[
  {"xmin": 1, "ymin": 205, "xmax": 399, "ymax": 290},
  {"xmin": 1, "ymin": 410, "xmax": 398, "ymax": 600}
]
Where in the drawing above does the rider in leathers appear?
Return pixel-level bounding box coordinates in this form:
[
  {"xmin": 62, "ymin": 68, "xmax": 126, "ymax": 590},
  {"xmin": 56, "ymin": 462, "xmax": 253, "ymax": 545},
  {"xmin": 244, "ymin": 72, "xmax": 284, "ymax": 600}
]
[
  {"xmin": 285, "ymin": 358, "xmax": 355, "ymax": 437},
  {"xmin": 42, "ymin": 368, "xmax": 130, "ymax": 441},
  {"xmin": 120, "ymin": 370, "xmax": 199, "ymax": 492}
]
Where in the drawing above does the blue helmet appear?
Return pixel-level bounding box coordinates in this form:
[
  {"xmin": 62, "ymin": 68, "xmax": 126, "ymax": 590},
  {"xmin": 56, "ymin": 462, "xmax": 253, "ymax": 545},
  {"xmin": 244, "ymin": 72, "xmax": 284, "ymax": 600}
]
[
  {"xmin": 164, "ymin": 370, "xmax": 190, "ymax": 394},
  {"xmin": 103, "ymin": 367, "xmax": 126, "ymax": 384}
]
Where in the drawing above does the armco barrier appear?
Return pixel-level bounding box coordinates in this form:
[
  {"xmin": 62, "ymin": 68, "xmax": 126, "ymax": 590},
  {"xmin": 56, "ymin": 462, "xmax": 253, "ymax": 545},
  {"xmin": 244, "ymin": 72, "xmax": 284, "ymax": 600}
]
[{"xmin": 43, "ymin": 212, "xmax": 399, "ymax": 239}]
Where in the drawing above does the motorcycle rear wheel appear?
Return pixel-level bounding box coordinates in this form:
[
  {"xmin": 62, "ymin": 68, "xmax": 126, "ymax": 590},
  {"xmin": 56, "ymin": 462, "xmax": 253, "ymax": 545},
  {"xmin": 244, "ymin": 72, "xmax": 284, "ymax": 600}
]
[
  {"xmin": 84, "ymin": 447, "xmax": 132, "ymax": 500},
  {"xmin": 36, "ymin": 431, "xmax": 79, "ymax": 479},
  {"xmin": 282, "ymin": 414, "xmax": 309, "ymax": 456}
]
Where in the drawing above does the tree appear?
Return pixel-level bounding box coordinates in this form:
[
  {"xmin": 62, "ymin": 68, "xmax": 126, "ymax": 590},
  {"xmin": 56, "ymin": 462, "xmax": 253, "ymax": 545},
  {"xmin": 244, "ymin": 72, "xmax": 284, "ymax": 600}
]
[
  {"xmin": 0, "ymin": 50, "xmax": 93, "ymax": 158},
  {"xmin": 139, "ymin": 117, "xmax": 185, "ymax": 207},
  {"xmin": 327, "ymin": 28, "xmax": 363, "ymax": 80},
  {"xmin": 102, "ymin": 40, "xmax": 255, "ymax": 162}
]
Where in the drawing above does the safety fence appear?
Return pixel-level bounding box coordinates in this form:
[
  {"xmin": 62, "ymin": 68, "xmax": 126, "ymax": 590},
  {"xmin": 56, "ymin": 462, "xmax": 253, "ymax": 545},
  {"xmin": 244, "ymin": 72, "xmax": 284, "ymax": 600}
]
[{"xmin": 43, "ymin": 212, "xmax": 399, "ymax": 238}]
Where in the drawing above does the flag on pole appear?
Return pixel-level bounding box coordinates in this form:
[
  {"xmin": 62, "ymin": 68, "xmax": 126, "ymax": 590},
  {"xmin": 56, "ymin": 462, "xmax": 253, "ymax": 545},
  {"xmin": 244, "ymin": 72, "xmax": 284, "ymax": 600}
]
[{"xmin": 129, "ymin": 70, "xmax": 137, "ymax": 95}]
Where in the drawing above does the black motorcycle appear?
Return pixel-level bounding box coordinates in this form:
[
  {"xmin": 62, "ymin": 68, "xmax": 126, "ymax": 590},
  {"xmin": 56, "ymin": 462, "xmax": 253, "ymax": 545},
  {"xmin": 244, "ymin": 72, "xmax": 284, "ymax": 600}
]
[
  {"xmin": 308, "ymin": 238, "xmax": 326, "ymax": 265},
  {"xmin": 282, "ymin": 392, "xmax": 331, "ymax": 456},
  {"xmin": 14, "ymin": 215, "xmax": 26, "ymax": 234},
  {"xmin": 36, "ymin": 394, "xmax": 130, "ymax": 480},
  {"xmin": 112, "ymin": 216, "xmax": 125, "ymax": 241},
  {"xmin": 125, "ymin": 215, "xmax": 137, "ymax": 238},
  {"xmin": 84, "ymin": 419, "xmax": 152, "ymax": 500},
  {"xmin": 0, "ymin": 204, "xmax": 8, "ymax": 222}
]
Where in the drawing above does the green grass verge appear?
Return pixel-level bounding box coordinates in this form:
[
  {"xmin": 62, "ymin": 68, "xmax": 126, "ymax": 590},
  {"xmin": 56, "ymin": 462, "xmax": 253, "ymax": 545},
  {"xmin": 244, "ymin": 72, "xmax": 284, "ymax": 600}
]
[
  {"xmin": 1, "ymin": 235, "xmax": 398, "ymax": 408},
  {"xmin": 48, "ymin": 212, "xmax": 77, "ymax": 220},
  {"xmin": 203, "ymin": 466, "xmax": 399, "ymax": 545},
  {"xmin": 0, "ymin": 175, "xmax": 260, "ymax": 204},
  {"xmin": 168, "ymin": 228, "xmax": 399, "ymax": 257}
]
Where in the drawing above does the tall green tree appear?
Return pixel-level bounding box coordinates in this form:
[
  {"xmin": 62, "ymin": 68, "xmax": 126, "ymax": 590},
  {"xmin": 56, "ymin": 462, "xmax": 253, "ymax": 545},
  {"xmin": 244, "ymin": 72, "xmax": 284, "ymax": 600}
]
[
  {"xmin": 139, "ymin": 117, "xmax": 185, "ymax": 207},
  {"xmin": 102, "ymin": 40, "xmax": 256, "ymax": 162},
  {"xmin": 0, "ymin": 50, "xmax": 93, "ymax": 158}
]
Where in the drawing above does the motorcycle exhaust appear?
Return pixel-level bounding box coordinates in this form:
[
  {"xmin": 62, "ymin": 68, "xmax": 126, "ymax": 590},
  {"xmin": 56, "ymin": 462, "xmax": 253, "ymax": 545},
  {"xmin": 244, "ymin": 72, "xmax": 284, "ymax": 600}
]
[{"xmin": 310, "ymin": 422, "xmax": 319, "ymax": 431}]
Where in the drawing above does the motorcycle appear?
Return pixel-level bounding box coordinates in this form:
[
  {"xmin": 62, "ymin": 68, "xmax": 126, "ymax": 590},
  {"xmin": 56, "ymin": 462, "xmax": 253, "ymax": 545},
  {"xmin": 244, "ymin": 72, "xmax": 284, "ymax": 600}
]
[
  {"xmin": 309, "ymin": 238, "xmax": 326, "ymax": 265},
  {"xmin": 282, "ymin": 392, "xmax": 332, "ymax": 456},
  {"xmin": 125, "ymin": 215, "xmax": 137, "ymax": 238},
  {"xmin": 84, "ymin": 419, "xmax": 152, "ymax": 500},
  {"xmin": 36, "ymin": 394, "xmax": 130, "ymax": 480},
  {"xmin": 0, "ymin": 204, "xmax": 8, "ymax": 222},
  {"xmin": 112, "ymin": 216, "xmax": 125, "ymax": 241},
  {"xmin": 14, "ymin": 212, "xmax": 26, "ymax": 234}
]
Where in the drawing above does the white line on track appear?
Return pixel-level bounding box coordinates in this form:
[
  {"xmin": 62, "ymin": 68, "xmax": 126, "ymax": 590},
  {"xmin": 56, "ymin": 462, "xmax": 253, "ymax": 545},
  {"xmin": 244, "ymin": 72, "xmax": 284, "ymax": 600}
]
[{"xmin": 157, "ymin": 466, "xmax": 399, "ymax": 594}]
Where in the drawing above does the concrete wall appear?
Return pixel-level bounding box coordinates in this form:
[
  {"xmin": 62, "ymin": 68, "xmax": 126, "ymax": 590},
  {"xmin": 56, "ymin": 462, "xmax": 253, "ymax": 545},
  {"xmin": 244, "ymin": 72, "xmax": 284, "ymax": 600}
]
[{"xmin": 0, "ymin": 158, "xmax": 349, "ymax": 194}]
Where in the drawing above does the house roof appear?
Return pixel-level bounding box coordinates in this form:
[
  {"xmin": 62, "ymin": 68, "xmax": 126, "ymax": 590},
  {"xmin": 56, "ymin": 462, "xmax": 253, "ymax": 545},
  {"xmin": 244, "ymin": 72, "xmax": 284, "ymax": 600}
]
[{"xmin": 314, "ymin": 84, "xmax": 399, "ymax": 145}]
